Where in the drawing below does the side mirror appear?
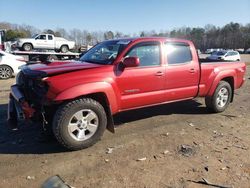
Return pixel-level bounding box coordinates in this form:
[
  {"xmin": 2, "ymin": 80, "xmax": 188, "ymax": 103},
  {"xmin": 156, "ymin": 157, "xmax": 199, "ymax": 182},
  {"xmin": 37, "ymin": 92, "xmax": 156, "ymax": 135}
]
[{"xmin": 123, "ymin": 57, "xmax": 139, "ymax": 67}]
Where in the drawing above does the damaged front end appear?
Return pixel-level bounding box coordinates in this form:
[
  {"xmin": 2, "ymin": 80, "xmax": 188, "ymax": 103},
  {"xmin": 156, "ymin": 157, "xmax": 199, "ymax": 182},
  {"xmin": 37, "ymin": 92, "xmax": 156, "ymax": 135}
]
[{"xmin": 7, "ymin": 67, "xmax": 49, "ymax": 129}]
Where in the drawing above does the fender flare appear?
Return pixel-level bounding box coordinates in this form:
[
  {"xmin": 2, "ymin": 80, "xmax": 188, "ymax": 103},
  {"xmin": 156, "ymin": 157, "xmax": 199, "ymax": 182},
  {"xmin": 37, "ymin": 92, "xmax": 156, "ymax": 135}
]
[
  {"xmin": 207, "ymin": 69, "xmax": 236, "ymax": 97},
  {"xmin": 54, "ymin": 82, "xmax": 119, "ymax": 114}
]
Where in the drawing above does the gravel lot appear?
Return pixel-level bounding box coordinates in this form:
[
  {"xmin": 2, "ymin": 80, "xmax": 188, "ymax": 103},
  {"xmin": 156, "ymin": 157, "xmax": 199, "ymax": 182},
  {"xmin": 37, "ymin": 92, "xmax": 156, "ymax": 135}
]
[{"xmin": 0, "ymin": 57, "xmax": 249, "ymax": 188}]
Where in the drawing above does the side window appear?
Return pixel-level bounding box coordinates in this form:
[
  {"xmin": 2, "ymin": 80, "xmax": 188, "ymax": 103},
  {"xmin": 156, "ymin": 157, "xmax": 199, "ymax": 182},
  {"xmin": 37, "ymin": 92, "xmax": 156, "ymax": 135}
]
[
  {"xmin": 125, "ymin": 42, "xmax": 160, "ymax": 67},
  {"xmin": 48, "ymin": 35, "xmax": 53, "ymax": 40},
  {"xmin": 165, "ymin": 42, "xmax": 192, "ymax": 65},
  {"xmin": 36, "ymin": 35, "xmax": 46, "ymax": 40}
]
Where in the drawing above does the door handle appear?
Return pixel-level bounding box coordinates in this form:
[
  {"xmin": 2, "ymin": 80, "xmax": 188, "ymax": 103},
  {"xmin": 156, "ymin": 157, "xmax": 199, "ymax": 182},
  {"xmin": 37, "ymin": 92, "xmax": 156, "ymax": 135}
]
[
  {"xmin": 189, "ymin": 68, "xmax": 195, "ymax": 73},
  {"xmin": 155, "ymin": 71, "xmax": 164, "ymax": 76}
]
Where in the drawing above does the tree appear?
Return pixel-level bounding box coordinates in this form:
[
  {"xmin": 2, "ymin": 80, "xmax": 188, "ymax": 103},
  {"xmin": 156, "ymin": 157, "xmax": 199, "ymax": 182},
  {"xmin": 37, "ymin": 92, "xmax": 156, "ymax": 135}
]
[
  {"xmin": 104, "ymin": 31, "xmax": 114, "ymax": 40},
  {"xmin": 5, "ymin": 30, "xmax": 27, "ymax": 41}
]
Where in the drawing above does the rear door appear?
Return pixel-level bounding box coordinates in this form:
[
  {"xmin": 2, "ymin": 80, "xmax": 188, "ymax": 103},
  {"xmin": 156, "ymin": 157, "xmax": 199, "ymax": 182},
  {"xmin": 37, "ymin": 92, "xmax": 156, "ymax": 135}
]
[
  {"xmin": 46, "ymin": 35, "xmax": 54, "ymax": 49},
  {"xmin": 116, "ymin": 41, "xmax": 165, "ymax": 110},
  {"xmin": 164, "ymin": 42, "xmax": 200, "ymax": 101}
]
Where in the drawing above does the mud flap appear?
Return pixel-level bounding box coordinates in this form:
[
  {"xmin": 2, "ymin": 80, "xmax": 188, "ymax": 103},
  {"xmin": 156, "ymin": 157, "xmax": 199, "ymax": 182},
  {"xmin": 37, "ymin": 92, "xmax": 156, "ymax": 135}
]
[
  {"xmin": 7, "ymin": 95, "xmax": 18, "ymax": 130},
  {"xmin": 106, "ymin": 105, "xmax": 115, "ymax": 133}
]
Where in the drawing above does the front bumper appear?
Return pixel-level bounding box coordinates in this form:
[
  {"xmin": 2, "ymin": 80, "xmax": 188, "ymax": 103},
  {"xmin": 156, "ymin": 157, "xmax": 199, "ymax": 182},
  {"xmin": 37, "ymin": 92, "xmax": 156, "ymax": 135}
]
[{"xmin": 7, "ymin": 85, "xmax": 35, "ymax": 128}]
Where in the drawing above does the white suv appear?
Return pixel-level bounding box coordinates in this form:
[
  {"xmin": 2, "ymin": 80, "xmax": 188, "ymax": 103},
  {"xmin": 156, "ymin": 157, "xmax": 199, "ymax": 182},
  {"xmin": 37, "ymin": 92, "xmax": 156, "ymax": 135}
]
[{"xmin": 207, "ymin": 50, "xmax": 240, "ymax": 61}]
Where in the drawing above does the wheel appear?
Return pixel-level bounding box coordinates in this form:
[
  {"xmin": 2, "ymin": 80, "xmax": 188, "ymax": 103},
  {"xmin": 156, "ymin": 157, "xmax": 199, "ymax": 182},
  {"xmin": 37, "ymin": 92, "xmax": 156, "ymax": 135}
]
[
  {"xmin": 22, "ymin": 43, "xmax": 32, "ymax": 51},
  {"xmin": 60, "ymin": 45, "xmax": 69, "ymax": 53},
  {"xmin": 205, "ymin": 81, "xmax": 232, "ymax": 113},
  {"xmin": 47, "ymin": 55, "xmax": 58, "ymax": 61},
  {"xmin": 53, "ymin": 98, "xmax": 107, "ymax": 150},
  {"xmin": 0, "ymin": 65, "xmax": 13, "ymax": 79}
]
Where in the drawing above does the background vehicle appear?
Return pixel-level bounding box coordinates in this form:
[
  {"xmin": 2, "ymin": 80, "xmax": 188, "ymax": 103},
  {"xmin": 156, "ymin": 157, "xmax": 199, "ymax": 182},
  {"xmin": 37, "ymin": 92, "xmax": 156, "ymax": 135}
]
[
  {"xmin": 16, "ymin": 34, "xmax": 75, "ymax": 53},
  {"xmin": 207, "ymin": 50, "xmax": 240, "ymax": 61},
  {"xmin": 0, "ymin": 50, "xmax": 26, "ymax": 79},
  {"xmin": 8, "ymin": 37, "xmax": 246, "ymax": 150}
]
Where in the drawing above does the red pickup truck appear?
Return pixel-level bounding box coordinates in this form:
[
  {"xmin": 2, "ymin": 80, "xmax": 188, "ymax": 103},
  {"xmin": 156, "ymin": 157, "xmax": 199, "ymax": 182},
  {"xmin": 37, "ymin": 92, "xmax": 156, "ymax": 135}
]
[{"xmin": 8, "ymin": 37, "xmax": 246, "ymax": 150}]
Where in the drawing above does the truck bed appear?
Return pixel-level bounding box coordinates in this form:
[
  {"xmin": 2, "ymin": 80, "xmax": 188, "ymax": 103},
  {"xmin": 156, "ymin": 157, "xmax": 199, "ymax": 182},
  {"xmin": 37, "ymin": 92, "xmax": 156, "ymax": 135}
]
[{"xmin": 198, "ymin": 59, "xmax": 246, "ymax": 97}]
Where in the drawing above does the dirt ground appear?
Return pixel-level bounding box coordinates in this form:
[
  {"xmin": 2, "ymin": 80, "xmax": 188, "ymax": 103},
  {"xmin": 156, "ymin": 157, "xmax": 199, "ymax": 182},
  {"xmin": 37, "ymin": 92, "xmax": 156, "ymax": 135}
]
[{"xmin": 0, "ymin": 61, "xmax": 250, "ymax": 188}]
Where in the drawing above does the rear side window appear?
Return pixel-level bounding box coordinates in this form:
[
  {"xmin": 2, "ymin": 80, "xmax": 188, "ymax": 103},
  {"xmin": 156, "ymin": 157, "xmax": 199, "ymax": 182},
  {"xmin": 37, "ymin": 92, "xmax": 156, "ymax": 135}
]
[
  {"xmin": 48, "ymin": 35, "xmax": 53, "ymax": 40},
  {"xmin": 165, "ymin": 42, "xmax": 192, "ymax": 65}
]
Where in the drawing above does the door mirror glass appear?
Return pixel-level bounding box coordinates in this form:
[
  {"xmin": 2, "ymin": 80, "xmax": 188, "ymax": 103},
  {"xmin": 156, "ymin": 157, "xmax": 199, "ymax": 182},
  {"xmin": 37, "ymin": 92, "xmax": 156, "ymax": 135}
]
[{"xmin": 123, "ymin": 57, "xmax": 140, "ymax": 67}]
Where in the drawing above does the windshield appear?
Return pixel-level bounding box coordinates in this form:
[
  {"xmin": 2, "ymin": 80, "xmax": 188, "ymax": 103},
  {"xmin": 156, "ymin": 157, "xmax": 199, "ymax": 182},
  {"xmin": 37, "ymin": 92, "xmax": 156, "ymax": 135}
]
[
  {"xmin": 32, "ymin": 34, "xmax": 39, "ymax": 38},
  {"xmin": 80, "ymin": 40, "xmax": 130, "ymax": 65},
  {"xmin": 212, "ymin": 51, "xmax": 226, "ymax": 56}
]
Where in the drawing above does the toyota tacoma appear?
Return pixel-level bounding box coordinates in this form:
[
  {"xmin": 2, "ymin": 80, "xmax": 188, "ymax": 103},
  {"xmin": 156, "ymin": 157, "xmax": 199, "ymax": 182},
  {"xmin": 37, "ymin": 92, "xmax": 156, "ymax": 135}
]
[{"xmin": 8, "ymin": 37, "xmax": 246, "ymax": 150}]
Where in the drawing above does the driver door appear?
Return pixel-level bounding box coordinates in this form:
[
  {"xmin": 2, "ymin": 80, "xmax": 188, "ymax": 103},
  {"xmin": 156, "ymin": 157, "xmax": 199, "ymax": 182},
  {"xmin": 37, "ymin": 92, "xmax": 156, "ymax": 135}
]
[{"xmin": 116, "ymin": 41, "xmax": 165, "ymax": 110}]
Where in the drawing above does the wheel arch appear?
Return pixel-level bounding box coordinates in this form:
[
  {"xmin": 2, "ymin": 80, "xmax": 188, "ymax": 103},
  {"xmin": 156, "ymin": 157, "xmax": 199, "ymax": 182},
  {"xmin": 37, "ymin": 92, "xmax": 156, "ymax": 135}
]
[
  {"xmin": 207, "ymin": 70, "xmax": 236, "ymax": 101},
  {"xmin": 54, "ymin": 82, "xmax": 118, "ymax": 133}
]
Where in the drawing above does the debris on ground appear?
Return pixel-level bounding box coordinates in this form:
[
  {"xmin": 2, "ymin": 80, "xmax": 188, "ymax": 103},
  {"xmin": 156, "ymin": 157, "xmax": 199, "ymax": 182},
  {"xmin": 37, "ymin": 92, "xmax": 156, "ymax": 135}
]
[
  {"xmin": 188, "ymin": 178, "xmax": 233, "ymax": 188},
  {"xmin": 106, "ymin": 147, "xmax": 114, "ymax": 154},
  {"xmin": 104, "ymin": 159, "xmax": 109, "ymax": 163},
  {"xmin": 178, "ymin": 145, "xmax": 195, "ymax": 157},
  {"xmin": 26, "ymin": 176, "xmax": 35, "ymax": 180},
  {"xmin": 41, "ymin": 175, "xmax": 74, "ymax": 188},
  {"xmin": 188, "ymin": 123, "xmax": 195, "ymax": 127},
  {"xmin": 204, "ymin": 166, "xmax": 209, "ymax": 171},
  {"xmin": 163, "ymin": 150, "xmax": 170, "ymax": 154},
  {"xmin": 232, "ymin": 144, "xmax": 248, "ymax": 150},
  {"xmin": 136, "ymin": 157, "xmax": 147, "ymax": 161}
]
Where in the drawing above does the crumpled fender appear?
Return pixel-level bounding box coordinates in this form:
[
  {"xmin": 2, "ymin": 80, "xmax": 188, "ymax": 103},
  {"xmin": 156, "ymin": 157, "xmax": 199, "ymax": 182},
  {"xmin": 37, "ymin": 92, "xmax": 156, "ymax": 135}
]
[
  {"xmin": 207, "ymin": 69, "xmax": 236, "ymax": 97},
  {"xmin": 54, "ymin": 81, "xmax": 119, "ymax": 114}
]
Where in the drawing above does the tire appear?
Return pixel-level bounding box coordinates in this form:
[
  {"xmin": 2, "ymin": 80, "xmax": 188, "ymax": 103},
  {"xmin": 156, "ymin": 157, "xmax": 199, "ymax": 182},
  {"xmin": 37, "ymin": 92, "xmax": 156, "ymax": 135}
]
[
  {"xmin": 205, "ymin": 81, "xmax": 232, "ymax": 113},
  {"xmin": 22, "ymin": 43, "xmax": 32, "ymax": 51},
  {"xmin": 53, "ymin": 98, "xmax": 107, "ymax": 150},
  {"xmin": 60, "ymin": 45, "xmax": 69, "ymax": 53},
  {"xmin": 47, "ymin": 55, "xmax": 58, "ymax": 61},
  {"xmin": 0, "ymin": 65, "xmax": 13, "ymax": 79}
]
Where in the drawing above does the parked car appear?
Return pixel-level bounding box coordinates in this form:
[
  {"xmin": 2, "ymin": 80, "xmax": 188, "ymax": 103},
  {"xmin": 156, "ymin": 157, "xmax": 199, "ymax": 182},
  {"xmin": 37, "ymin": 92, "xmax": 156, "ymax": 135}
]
[
  {"xmin": 205, "ymin": 48, "xmax": 224, "ymax": 54},
  {"xmin": 0, "ymin": 50, "xmax": 26, "ymax": 79},
  {"xmin": 8, "ymin": 37, "xmax": 246, "ymax": 150},
  {"xmin": 16, "ymin": 34, "xmax": 75, "ymax": 53},
  {"xmin": 207, "ymin": 50, "xmax": 240, "ymax": 61}
]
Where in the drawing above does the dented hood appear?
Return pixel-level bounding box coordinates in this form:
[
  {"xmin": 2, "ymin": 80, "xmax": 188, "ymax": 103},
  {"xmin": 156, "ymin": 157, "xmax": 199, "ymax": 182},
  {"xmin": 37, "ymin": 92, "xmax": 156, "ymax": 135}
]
[{"xmin": 23, "ymin": 60, "xmax": 104, "ymax": 76}]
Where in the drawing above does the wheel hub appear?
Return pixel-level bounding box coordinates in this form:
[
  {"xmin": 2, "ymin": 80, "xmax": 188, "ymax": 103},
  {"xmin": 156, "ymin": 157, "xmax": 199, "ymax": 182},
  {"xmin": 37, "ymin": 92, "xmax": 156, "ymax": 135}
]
[{"xmin": 68, "ymin": 109, "xmax": 99, "ymax": 141}]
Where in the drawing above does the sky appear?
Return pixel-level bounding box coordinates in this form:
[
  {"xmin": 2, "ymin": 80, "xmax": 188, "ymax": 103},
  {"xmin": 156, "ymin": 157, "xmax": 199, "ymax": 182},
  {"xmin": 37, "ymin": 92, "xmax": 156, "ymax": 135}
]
[{"xmin": 0, "ymin": 0, "xmax": 250, "ymax": 34}]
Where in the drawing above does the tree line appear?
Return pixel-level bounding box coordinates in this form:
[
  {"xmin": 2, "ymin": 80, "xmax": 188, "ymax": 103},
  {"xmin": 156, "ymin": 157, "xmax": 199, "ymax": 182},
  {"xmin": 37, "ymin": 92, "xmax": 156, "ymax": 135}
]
[{"xmin": 0, "ymin": 21, "xmax": 250, "ymax": 51}]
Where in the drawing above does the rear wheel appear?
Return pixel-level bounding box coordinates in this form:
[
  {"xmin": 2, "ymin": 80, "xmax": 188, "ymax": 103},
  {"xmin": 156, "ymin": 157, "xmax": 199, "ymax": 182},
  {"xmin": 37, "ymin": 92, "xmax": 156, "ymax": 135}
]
[
  {"xmin": 53, "ymin": 98, "xmax": 107, "ymax": 150},
  {"xmin": 22, "ymin": 43, "xmax": 32, "ymax": 51},
  {"xmin": 0, "ymin": 65, "xmax": 13, "ymax": 79},
  {"xmin": 205, "ymin": 81, "xmax": 232, "ymax": 113}
]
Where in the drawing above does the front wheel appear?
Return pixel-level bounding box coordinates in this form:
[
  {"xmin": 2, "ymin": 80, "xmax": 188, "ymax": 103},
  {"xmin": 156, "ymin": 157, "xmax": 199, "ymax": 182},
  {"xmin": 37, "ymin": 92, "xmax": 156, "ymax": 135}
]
[
  {"xmin": 205, "ymin": 81, "xmax": 232, "ymax": 113},
  {"xmin": 22, "ymin": 43, "xmax": 32, "ymax": 51},
  {"xmin": 0, "ymin": 65, "xmax": 13, "ymax": 79},
  {"xmin": 53, "ymin": 98, "xmax": 107, "ymax": 150}
]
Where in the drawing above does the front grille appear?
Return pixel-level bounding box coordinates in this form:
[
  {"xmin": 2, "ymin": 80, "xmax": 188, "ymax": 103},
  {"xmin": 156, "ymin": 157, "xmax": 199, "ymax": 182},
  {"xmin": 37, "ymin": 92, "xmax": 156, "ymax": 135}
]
[{"xmin": 17, "ymin": 71, "xmax": 48, "ymax": 106}]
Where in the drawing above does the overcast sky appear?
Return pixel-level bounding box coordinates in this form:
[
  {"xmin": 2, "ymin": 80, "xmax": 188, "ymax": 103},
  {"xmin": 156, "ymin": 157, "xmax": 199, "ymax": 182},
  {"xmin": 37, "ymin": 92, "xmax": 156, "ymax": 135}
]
[{"xmin": 0, "ymin": 0, "xmax": 250, "ymax": 33}]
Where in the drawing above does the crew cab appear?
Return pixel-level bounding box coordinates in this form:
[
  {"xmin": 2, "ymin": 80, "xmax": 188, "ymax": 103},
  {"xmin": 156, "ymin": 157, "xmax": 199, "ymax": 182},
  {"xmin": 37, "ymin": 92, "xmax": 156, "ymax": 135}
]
[
  {"xmin": 8, "ymin": 37, "xmax": 246, "ymax": 150},
  {"xmin": 16, "ymin": 34, "xmax": 75, "ymax": 53}
]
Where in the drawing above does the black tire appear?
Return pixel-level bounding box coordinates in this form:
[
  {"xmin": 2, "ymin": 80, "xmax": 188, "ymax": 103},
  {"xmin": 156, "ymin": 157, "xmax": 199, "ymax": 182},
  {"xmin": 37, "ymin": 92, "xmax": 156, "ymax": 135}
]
[
  {"xmin": 60, "ymin": 45, "xmax": 69, "ymax": 53},
  {"xmin": 22, "ymin": 43, "xmax": 32, "ymax": 51},
  {"xmin": 53, "ymin": 98, "xmax": 107, "ymax": 150},
  {"xmin": 205, "ymin": 81, "xmax": 232, "ymax": 113},
  {"xmin": 0, "ymin": 65, "xmax": 13, "ymax": 79},
  {"xmin": 47, "ymin": 55, "xmax": 58, "ymax": 61}
]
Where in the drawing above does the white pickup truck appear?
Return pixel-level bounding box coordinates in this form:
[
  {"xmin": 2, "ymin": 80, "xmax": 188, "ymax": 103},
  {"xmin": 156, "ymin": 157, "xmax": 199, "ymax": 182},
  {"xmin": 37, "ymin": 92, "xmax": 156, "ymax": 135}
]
[{"xmin": 16, "ymin": 34, "xmax": 75, "ymax": 53}]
